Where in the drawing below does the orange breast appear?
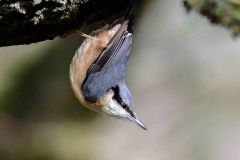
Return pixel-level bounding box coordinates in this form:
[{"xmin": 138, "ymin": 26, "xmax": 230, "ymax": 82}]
[{"xmin": 69, "ymin": 24, "xmax": 121, "ymax": 111}]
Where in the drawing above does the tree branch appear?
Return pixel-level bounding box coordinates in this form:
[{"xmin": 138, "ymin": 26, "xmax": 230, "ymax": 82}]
[
  {"xmin": 0, "ymin": 0, "xmax": 130, "ymax": 47},
  {"xmin": 184, "ymin": 0, "xmax": 240, "ymax": 36}
]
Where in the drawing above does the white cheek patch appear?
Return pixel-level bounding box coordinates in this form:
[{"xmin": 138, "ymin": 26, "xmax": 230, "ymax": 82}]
[{"xmin": 102, "ymin": 99, "xmax": 129, "ymax": 119}]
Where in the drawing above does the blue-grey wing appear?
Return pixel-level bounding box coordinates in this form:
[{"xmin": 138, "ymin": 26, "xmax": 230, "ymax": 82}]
[
  {"xmin": 82, "ymin": 33, "xmax": 133, "ymax": 102},
  {"xmin": 86, "ymin": 20, "xmax": 129, "ymax": 76}
]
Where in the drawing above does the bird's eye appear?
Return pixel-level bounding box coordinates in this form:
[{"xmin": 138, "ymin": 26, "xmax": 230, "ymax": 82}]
[{"xmin": 121, "ymin": 102, "xmax": 127, "ymax": 108}]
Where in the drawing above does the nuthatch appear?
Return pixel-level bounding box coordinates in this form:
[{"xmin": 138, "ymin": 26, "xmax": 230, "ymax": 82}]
[{"xmin": 69, "ymin": 0, "xmax": 146, "ymax": 130}]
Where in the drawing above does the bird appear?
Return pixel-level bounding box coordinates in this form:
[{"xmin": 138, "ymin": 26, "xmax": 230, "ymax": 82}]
[{"xmin": 69, "ymin": 0, "xmax": 146, "ymax": 130}]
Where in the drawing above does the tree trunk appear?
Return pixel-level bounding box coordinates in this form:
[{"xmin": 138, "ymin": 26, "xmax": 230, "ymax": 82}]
[{"xmin": 0, "ymin": 0, "xmax": 130, "ymax": 47}]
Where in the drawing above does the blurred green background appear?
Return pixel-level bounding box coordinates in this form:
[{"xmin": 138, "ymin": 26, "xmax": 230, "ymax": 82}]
[{"xmin": 1, "ymin": 1, "xmax": 240, "ymax": 160}]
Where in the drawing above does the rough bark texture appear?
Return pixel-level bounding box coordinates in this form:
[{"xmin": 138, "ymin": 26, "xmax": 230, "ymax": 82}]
[
  {"xmin": 0, "ymin": 0, "xmax": 130, "ymax": 47},
  {"xmin": 184, "ymin": 0, "xmax": 240, "ymax": 36}
]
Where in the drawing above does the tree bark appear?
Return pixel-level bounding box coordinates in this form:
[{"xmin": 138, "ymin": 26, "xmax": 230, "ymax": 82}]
[
  {"xmin": 184, "ymin": 0, "xmax": 240, "ymax": 36},
  {"xmin": 0, "ymin": 0, "xmax": 130, "ymax": 47}
]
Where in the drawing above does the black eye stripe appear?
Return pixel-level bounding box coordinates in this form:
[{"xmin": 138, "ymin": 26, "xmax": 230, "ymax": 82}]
[
  {"xmin": 112, "ymin": 86, "xmax": 135, "ymax": 117},
  {"xmin": 112, "ymin": 86, "xmax": 122, "ymax": 103}
]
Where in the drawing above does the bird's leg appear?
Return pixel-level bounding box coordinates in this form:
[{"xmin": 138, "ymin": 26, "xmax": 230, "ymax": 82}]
[
  {"xmin": 76, "ymin": 30, "xmax": 96, "ymax": 39},
  {"xmin": 76, "ymin": 30, "xmax": 108, "ymax": 49}
]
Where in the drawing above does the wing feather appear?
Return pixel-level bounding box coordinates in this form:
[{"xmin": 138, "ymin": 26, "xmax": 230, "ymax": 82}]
[
  {"xmin": 82, "ymin": 33, "xmax": 133, "ymax": 102},
  {"xmin": 85, "ymin": 20, "xmax": 129, "ymax": 76}
]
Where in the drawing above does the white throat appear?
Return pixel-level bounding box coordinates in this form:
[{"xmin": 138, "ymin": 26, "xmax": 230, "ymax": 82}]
[{"xmin": 101, "ymin": 99, "xmax": 130, "ymax": 119}]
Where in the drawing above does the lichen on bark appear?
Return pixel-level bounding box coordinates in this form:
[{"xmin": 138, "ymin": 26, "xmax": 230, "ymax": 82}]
[{"xmin": 0, "ymin": 0, "xmax": 129, "ymax": 47}]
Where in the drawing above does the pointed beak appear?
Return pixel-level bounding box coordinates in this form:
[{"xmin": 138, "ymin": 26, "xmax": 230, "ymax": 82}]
[{"xmin": 129, "ymin": 115, "xmax": 147, "ymax": 130}]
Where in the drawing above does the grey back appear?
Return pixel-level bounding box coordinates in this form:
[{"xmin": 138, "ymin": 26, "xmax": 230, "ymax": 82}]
[{"xmin": 82, "ymin": 33, "xmax": 133, "ymax": 102}]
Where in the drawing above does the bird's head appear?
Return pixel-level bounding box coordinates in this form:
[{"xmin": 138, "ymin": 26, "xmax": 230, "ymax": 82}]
[{"xmin": 99, "ymin": 81, "xmax": 147, "ymax": 130}]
